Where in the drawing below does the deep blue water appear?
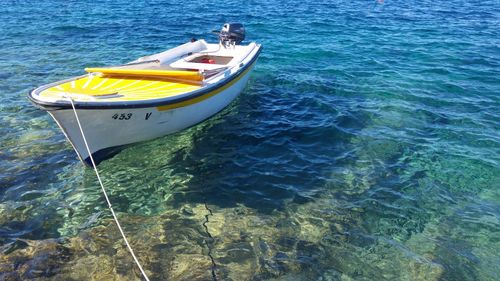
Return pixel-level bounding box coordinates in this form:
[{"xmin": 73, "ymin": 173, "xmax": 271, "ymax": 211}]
[{"xmin": 1, "ymin": 0, "xmax": 499, "ymax": 280}]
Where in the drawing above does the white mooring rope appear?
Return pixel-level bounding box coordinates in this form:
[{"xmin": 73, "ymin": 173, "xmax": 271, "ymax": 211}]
[{"xmin": 67, "ymin": 97, "xmax": 150, "ymax": 281}]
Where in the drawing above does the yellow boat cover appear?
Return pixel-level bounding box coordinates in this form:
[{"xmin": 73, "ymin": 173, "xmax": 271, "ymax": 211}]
[
  {"xmin": 38, "ymin": 74, "xmax": 201, "ymax": 102},
  {"xmin": 85, "ymin": 67, "xmax": 204, "ymax": 81}
]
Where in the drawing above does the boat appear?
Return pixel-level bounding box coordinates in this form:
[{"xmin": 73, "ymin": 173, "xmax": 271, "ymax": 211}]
[{"xmin": 29, "ymin": 23, "xmax": 262, "ymax": 166}]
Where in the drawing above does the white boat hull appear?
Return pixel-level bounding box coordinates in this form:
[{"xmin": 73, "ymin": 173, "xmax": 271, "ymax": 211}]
[
  {"xmin": 49, "ymin": 65, "xmax": 254, "ymax": 165},
  {"xmin": 29, "ymin": 37, "xmax": 261, "ymax": 165}
]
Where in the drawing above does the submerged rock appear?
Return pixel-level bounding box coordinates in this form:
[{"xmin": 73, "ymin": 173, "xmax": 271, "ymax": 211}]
[
  {"xmin": 0, "ymin": 194, "xmax": 448, "ymax": 280},
  {"xmin": 0, "ymin": 238, "xmax": 71, "ymax": 280}
]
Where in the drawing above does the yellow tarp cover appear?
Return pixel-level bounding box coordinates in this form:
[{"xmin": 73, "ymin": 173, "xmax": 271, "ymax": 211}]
[
  {"xmin": 85, "ymin": 67, "xmax": 204, "ymax": 81},
  {"xmin": 39, "ymin": 75, "xmax": 201, "ymax": 102}
]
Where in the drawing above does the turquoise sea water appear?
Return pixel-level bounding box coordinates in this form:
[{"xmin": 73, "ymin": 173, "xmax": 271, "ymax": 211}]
[{"xmin": 1, "ymin": 0, "xmax": 499, "ymax": 280}]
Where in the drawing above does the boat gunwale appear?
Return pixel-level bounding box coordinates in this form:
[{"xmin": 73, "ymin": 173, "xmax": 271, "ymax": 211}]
[{"xmin": 28, "ymin": 45, "xmax": 262, "ymax": 111}]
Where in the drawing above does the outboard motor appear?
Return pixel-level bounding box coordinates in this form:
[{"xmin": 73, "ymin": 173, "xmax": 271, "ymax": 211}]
[{"xmin": 218, "ymin": 23, "xmax": 245, "ymax": 47}]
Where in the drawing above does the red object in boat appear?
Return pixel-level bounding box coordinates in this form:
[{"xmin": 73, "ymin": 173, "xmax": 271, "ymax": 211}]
[{"xmin": 201, "ymin": 58, "xmax": 216, "ymax": 64}]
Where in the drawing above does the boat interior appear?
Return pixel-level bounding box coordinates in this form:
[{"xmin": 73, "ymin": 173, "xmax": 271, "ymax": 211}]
[
  {"xmin": 127, "ymin": 39, "xmax": 256, "ymax": 72},
  {"xmin": 32, "ymin": 39, "xmax": 258, "ymax": 103}
]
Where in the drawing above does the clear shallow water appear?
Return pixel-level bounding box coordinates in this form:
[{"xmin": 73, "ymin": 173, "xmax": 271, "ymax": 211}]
[{"xmin": 1, "ymin": 0, "xmax": 499, "ymax": 280}]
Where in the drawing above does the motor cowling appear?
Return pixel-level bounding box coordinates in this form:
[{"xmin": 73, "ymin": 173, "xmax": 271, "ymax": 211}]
[{"xmin": 219, "ymin": 23, "xmax": 245, "ymax": 46}]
